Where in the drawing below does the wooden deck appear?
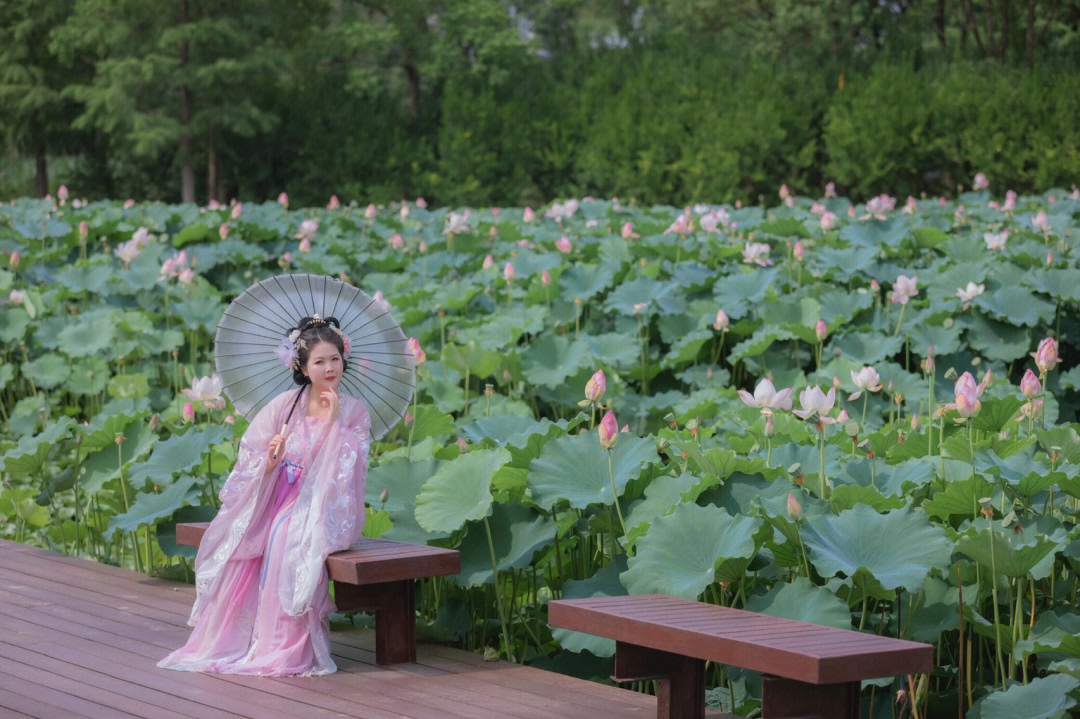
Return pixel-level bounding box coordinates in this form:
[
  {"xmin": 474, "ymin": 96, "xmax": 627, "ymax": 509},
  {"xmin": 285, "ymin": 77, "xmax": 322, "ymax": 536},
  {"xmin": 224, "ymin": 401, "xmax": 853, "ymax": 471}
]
[{"xmin": 0, "ymin": 538, "xmax": 656, "ymax": 719}]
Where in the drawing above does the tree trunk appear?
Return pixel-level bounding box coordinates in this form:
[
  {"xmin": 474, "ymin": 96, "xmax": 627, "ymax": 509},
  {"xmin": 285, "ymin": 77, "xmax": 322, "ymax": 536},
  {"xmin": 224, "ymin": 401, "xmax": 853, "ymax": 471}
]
[
  {"xmin": 33, "ymin": 114, "xmax": 47, "ymax": 198},
  {"xmin": 404, "ymin": 62, "xmax": 420, "ymax": 117},
  {"xmin": 937, "ymin": 0, "xmax": 948, "ymax": 48},
  {"xmin": 207, "ymin": 128, "xmax": 218, "ymax": 205},
  {"xmin": 179, "ymin": 0, "xmax": 196, "ymax": 203}
]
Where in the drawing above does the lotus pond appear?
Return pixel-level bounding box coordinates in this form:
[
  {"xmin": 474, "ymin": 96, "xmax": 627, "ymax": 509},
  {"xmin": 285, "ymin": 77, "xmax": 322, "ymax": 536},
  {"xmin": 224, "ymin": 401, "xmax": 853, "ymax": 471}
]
[{"xmin": 2, "ymin": 189, "xmax": 1080, "ymax": 718}]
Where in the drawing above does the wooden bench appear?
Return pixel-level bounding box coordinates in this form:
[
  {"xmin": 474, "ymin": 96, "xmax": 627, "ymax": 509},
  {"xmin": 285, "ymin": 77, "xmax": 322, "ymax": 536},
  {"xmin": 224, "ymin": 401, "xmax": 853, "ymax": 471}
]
[
  {"xmin": 547, "ymin": 593, "xmax": 934, "ymax": 719},
  {"xmin": 176, "ymin": 521, "xmax": 459, "ymax": 665}
]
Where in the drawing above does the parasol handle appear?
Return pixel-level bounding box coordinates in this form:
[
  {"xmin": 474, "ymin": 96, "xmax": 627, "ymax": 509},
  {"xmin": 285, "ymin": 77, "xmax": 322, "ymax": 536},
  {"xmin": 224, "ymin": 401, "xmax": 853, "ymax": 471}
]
[{"xmin": 271, "ymin": 421, "xmax": 287, "ymax": 459}]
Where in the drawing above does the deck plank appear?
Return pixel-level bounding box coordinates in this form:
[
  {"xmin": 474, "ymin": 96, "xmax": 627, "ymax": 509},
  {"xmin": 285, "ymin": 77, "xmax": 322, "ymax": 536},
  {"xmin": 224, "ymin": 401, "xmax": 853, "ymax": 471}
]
[{"xmin": 0, "ymin": 539, "xmax": 657, "ymax": 719}]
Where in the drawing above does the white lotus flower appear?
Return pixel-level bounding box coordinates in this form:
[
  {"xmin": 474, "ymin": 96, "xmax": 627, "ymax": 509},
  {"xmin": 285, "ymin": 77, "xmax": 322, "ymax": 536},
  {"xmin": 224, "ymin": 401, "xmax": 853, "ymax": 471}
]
[
  {"xmin": 983, "ymin": 231, "xmax": 1008, "ymax": 250},
  {"xmin": 955, "ymin": 281, "xmax": 984, "ymax": 310},
  {"xmin": 181, "ymin": 374, "xmax": 226, "ymax": 409},
  {"xmin": 737, "ymin": 378, "xmax": 794, "ymax": 417}
]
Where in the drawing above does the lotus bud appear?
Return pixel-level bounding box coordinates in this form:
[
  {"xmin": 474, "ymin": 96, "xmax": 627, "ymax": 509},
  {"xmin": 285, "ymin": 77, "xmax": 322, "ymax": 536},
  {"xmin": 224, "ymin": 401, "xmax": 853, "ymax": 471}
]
[
  {"xmin": 79, "ymin": 221, "xmax": 88, "ymax": 238},
  {"xmin": 364, "ymin": 203, "xmax": 377, "ymax": 218},
  {"xmin": 9, "ymin": 251, "xmax": 18, "ymax": 267},
  {"xmin": 621, "ymin": 424, "xmax": 629, "ymax": 433},
  {"xmin": 327, "ymin": 195, "xmax": 340, "ymax": 210},
  {"xmin": 404, "ymin": 410, "xmax": 412, "ymax": 425},
  {"xmin": 456, "ymin": 437, "xmax": 468, "ymax": 452},
  {"xmin": 523, "ymin": 207, "xmax": 535, "ymax": 222},
  {"xmin": 793, "ymin": 241, "xmax": 805, "ymax": 262},
  {"xmin": 1032, "ymin": 337, "xmax": 1060, "ymax": 373},
  {"xmin": 815, "ymin": 320, "xmax": 827, "ymax": 342},
  {"xmin": 482, "ymin": 254, "xmax": 494, "ymax": 269},
  {"xmin": 981, "ymin": 368, "xmax": 993, "ymax": 389},
  {"xmin": 621, "ymin": 222, "xmax": 637, "ymax": 239},
  {"xmin": 787, "ymin": 493, "xmax": 801, "ymax": 520},
  {"xmin": 556, "ymin": 236, "xmax": 572, "ymax": 253},
  {"xmin": 278, "ymin": 192, "xmax": 289, "ymax": 207},
  {"xmin": 911, "ymin": 414, "xmax": 921, "ymax": 431},
  {"xmin": 585, "ymin": 369, "xmax": 606, "ymax": 402},
  {"xmin": 225, "ymin": 414, "xmax": 234, "ymax": 424},
  {"xmin": 764, "ymin": 415, "xmax": 775, "ymax": 437},
  {"xmin": 713, "ymin": 309, "xmax": 729, "ymax": 332},
  {"xmin": 598, "ymin": 410, "xmax": 618, "ymax": 449},
  {"xmin": 541, "ymin": 269, "xmax": 551, "ymax": 286},
  {"xmin": 149, "ymin": 414, "xmax": 159, "ymax": 430},
  {"xmin": 955, "ymin": 383, "xmax": 981, "ymax": 418},
  {"xmin": 504, "ymin": 262, "xmax": 515, "ymax": 281},
  {"xmin": 837, "ymin": 408, "xmax": 849, "ymax": 422},
  {"xmin": 418, "ymin": 240, "xmax": 427, "ymax": 253},
  {"xmin": 1047, "ymin": 251, "xmax": 1054, "ymax": 265},
  {"xmin": 503, "ymin": 369, "xmax": 511, "ymax": 381},
  {"xmin": 299, "ymin": 236, "xmax": 311, "ymax": 252},
  {"xmin": 379, "ymin": 488, "xmax": 389, "ymax": 505},
  {"xmin": 182, "ymin": 402, "xmax": 195, "ymax": 423},
  {"xmin": 231, "ymin": 203, "xmax": 243, "ymax": 219},
  {"xmin": 406, "ymin": 337, "xmax": 425, "ymax": 364},
  {"xmin": 1020, "ymin": 369, "xmax": 1041, "ymax": 398}
]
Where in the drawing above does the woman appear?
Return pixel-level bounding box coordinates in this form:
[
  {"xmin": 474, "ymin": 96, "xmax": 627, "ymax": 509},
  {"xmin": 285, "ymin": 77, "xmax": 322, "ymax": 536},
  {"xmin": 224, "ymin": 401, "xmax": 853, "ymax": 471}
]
[{"xmin": 158, "ymin": 314, "xmax": 371, "ymax": 676}]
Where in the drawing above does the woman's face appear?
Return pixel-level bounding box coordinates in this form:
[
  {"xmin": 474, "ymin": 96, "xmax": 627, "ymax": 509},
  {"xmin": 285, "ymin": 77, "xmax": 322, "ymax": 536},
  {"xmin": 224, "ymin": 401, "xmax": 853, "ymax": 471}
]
[{"xmin": 303, "ymin": 340, "xmax": 342, "ymax": 390}]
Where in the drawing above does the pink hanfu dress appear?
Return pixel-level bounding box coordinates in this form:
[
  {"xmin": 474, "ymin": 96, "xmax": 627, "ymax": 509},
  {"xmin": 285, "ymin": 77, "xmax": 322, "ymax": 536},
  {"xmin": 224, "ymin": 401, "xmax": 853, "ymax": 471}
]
[{"xmin": 159, "ymin": 413, "xmax": 338, "ymax": 676}]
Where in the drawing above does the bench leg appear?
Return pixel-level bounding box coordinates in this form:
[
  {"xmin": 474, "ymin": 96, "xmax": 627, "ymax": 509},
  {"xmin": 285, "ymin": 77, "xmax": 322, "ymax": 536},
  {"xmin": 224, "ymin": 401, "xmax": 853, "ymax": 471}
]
[
  {"xmin": 332, "ymin": 580, "xmax": 417, "ymax": 665},
  {"xmin": 612, "ymin": 640, "xmax": 705, "ymax": 719},
  {"xmin": 761, "ymin": 675, "xmax": 860, "ymax": 719}
]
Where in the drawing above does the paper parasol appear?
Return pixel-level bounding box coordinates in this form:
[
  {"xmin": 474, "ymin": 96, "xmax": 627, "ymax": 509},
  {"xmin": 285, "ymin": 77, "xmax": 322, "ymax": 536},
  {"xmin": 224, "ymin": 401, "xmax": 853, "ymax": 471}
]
[{"xmin": 213, "ymin": 273, "xmax": 413, "ymax": 440}]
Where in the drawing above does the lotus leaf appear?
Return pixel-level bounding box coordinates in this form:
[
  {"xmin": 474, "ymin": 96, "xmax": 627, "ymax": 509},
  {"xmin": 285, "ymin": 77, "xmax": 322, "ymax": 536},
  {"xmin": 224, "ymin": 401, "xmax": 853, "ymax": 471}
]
[
  {"xmin": 526, "ymin": 432, "xmax": 656, "ymax": 511},
  {"xmin": 127, "ymin": 425, "xmax": 231, "ymax": 488},
  {"xmin": 0, "ymin": 417, "xmax": 74, "ymax": 478},
  {"xmin": 743, "ymin": 577, "xmax": 851, "ymax": 629},
  {"xmin": 21, "ymin": 352, "xmax": 70, "ymax": 388},
  {"xmin": 105, "ymin": 474, "xmax": 200, "ymax": 539},
  {"xmin": 414, "ymin": 448, "xmax": 510, "ymax": 533},
  {"xmin": 972, "ymin": 673, "xmax": 1078, "ymax": 719},
  {"xmin": 801, "ymin": 504, "xmax": 950, "ymax": 592},
  {"xmin": 952, "ymin": 518, "xmax": 1060, "ymax": 579},
  {"xmin": 450, "ymin": 502, "xmax": 556, "ymax": 587}
]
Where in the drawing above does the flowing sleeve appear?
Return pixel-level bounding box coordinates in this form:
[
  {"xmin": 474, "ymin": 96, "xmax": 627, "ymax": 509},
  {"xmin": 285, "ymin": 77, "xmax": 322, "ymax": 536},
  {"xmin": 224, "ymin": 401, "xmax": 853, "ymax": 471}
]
[
  {"xmin": 188, "ymin": 389, "xmax": 292, "ymax": 626},
  {"xmin": 278, "ymin": 394, "xmax": 372, "ymax": 617}
]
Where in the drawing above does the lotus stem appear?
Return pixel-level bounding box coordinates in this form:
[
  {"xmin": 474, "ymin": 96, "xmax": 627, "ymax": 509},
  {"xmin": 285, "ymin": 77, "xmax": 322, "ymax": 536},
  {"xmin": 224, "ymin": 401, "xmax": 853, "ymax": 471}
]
[
  {"xmin": 482, "ymin": 515, "xmax": 515, "ymax": 663},
  {"xmin": 861, "ymin": 393, "xmax": 869, "ymax": 426},
  {"xmin": 891, "ymin": 302, "xmax": 906, "ymax": 338},
  {"xmin": 818, "ymin": 426, "xmax": 827, "ymax": 499},
  {"xmin": 987, "ymin": 522, "xmax": 1005, "ymax": 689},
  {"xmin": 607, "ymin": 450, "xmax": 628, "ymax": 552}
]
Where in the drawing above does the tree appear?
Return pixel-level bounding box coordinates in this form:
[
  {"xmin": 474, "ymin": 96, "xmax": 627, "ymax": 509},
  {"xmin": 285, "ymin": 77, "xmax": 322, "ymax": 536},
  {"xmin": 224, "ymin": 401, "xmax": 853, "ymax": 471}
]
[{"xmin": 0, "ymin": 0, "xmax": 82, "ymax": 197}]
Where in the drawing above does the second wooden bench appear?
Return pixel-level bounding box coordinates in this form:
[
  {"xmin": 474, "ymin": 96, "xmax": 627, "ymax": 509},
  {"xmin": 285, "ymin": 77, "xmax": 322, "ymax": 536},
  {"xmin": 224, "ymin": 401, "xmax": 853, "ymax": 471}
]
[{"xmin": 176, "ymin": 521, "xmax": 460, "ymax": 665}]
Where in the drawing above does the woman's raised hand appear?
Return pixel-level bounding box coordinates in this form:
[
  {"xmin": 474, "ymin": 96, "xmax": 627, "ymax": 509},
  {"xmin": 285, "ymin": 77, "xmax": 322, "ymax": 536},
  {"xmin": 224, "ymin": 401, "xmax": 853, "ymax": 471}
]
[
  {"xmin": 321, "ymin": 388, "xmax": 340, "ymax": 423},
  {"xmin": 266, "ymin": 433, "xmax": 286, "ymax": 475}
]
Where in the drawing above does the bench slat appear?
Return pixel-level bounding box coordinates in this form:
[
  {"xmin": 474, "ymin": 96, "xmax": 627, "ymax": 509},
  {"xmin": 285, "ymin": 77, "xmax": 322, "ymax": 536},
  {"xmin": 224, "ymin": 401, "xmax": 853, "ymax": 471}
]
[{"xmin": 548, "ymin": 594, "xmax": 933, "ymax": 685}]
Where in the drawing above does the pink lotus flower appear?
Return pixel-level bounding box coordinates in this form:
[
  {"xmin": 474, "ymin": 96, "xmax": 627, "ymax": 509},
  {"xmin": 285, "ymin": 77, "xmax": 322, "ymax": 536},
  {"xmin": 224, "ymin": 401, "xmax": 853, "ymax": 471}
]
[
  {"xmin": 492, "ymin": 208, "xmax": 500, "ymax": 216},
  {"xmin": 664, "ymin": 210, "xmax": 693, "ymax": 235},
  {"xmin": 793, "ymin": 385, "xmax": 837, "ymax": 423},
  {"xmin": 217, "ymin": 223, "xmax": 229, "ymax": 240},
  {"xmin": 503, "ymin": 262, "xmax": 515, "ymax": 281},
  {"xmin": 742, "ymin": 242, "xmax": 772, "ymax": 266},
  {"xmin": 418, "ymin": 240, "xmax": 427, "ymax": 253},
  {"xmin": 182, "ymin": 402, "xmax": 195, "ymax": 423},
  {"xmin": 1031, "ymin": 337, "xmax": 1060, "ymax": 373},
  {"xmin": 810, "ymin": 202, "xmax": 826, "ymax": 216},
  {"xmin": 787, "ymin": 493, "xmax": 801, "ymax": 520},
  {"xmin": 972, "ymin": 173, "xmax": 989, "ymax": 191},
  {"xmin": 482, "ymin": 255, "xmax": 494, "ymax": 269},
  {"xmin": 848, "ymin": 366, "xmax": 882, "ymax": 400},
  {"xmin": 208, "ymin": 199, "xmax": 221, "ymax": 210},
  {"xmin": 983, "ymin": 231, "xmax": 1008, "ymax": 250},
  {"xmin": 178, "ymin": 268, "xmax": 195, "ymax": 284},
  {"xmin": 10, "ymin": 250, "xmax": 20, "ymax": 267},
  {"xmin": 157, "ymin": 249, "xmax": 189, "ymax": 281},
  {"xmin": 364, "ymin": 203, "xmax": 377, "ymax": 219},
  {"xmin": 713, "ymin": 309, "xmax": 729, "ymax": 332},
  {"xmin": 400, "ymin": 202, "xmax": 410, "ymax": 221},
  {"xmin": 113, "ymin": 239, "xmax": 142, "ymax": 266},
  {"xmin": 793, "ymin": 241, "xmax": 805, "ymax": 262},
  {"xmin": 824, "ymin": 182, "xmax": 837, "ymax": 198},
  {"xmin": 57, "ymin": 185, "xmax": 68, "ymax": 203},
  {"xmin": 123, "ymin": 199, "xmax": 135, "ymax": 209},
  {"xmin": 456, "ymin": 437, "xmax": 468, "ymax": 452},
  {"xmin": 815, "ymin": 320, "xmax": 827, "ymax": 342},
  {"xmin": 779, "ymin": 184, "xmax": 790, "ymax": 199},
  {"xmin": 598, "ymin": 410, "xmax": 618, "ymax": 449},
  {"xmin": 1020, "ymin": 369, "xmax": 1041, "ymax": 399},
  {"xmin": 523, "ymin": 207, "xmax": 535, "ymax": 222},
  {"xmin": 298, "ymin": 237, "xmax": 311, "ymax": 252},
  {"xmin": 280, "ymin": 251, "xmax": 291, "ymax": 266},
  {"xmin": 182, "ymin": 375, "xmax": 226, "ymax": 410},
  {"xmin": 820, "ymin": 212, "xmax": 838, "ymax": 231},
  {"xmin": 407, "ymin": 337, "xmax": 426, "ymax": 365},
  {"xmin": 444, "ymin": 211, "xmax": 469, "ymax": 235},
  {"xmin": 584, "ymin": 369, "xmax": 606, "ymax": 402},
  {"xmin": 404, "ymin": 410, "xmax": 412, "ymax": 425},
  {"xmin": 389, "ymin": 233, "xmax": 404, "ymax": 249},
  {"xmin": 541, "ymin": 269, "xmax": 551, "ymax": 286},
  {"xmin": 77, "ymin": 221, "xmax": 88, "ymax": 238},
  {"xmin": 327, "ymin": 195, "xmax": 340, "ymax": 210},
  {"xmin": 847, "ymin": 206, "xmax": 856, "ymax": 217},
  {"xmin": 1032, "ymin": 210, "xmax": 1051, "ymax": 234},
  {"xmin": 277, "ymin": 192, "xmax": 289, "ymax": 207},
  {"xmin": 555, "ymin": 236, "xmax": 572, "ymax": 253},
  {"xmin": 955, "ymin": 281, "xmax": 984, "ymax": 310},
  {"xmin": 737, "ymin": 378, "xmax": 794, "ymax": 416},
  {"xmin": 225, "ymin": 414, "xmax": 234, "ymax": 424},
  {"xmin": 416, "ymin": 197, "xmax": 427, "ymax": 208},
  {"xmin": 837, "ymin": 408, "xmax": 850, "ymax": 422},
  {"xmin": 890, "ymin": 274, "xmax": 918, "ymax": 305},
  {"xmin": 903, "ymin": 196, "xmax": 917, "ymax": 214},
  {"xmin": 1019, "ymin": 398, "xmax": 1042, "ymax": 420},
  {"xmin": 231, "ymin": 203, "xmax": 243, "ymax": 219},
  {"xmin": 954, "ymin": 380, "xmax": 981, "ymax": 418},
  {"xmin": 621, "ymin": 222, "xmax": 639, "ymax": 239},
  {"xmin": 8, "ymin": 289, "xmax": 25, "ymax": 306},
  {"xmin": 1003, "ymin": 190, "xmax": 1017, "ymax": 211},
  {"xmin": 865, "ymin": 194, "xmax": 896, "ymax": 219},
  {"xmin": 295, "ymin": 219, "xmax": 318, "ymax": 240}
]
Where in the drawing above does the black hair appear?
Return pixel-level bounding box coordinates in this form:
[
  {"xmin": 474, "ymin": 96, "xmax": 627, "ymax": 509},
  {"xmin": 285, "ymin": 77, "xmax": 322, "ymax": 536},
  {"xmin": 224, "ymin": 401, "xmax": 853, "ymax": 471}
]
[{"xmin": 287, "ymin": 315, "xmax": 349, "ymax": 386}]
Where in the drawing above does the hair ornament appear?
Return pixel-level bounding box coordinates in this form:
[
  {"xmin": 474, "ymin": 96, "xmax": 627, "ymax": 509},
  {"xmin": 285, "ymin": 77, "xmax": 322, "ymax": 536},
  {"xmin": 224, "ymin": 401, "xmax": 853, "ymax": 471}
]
[{"xmin": 277, "ymin": 316, "xmax": 351, "ymax": 372}]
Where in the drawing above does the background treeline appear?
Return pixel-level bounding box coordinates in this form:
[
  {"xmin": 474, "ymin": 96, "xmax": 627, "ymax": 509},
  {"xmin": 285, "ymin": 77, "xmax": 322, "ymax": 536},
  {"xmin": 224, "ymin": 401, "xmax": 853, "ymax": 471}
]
[{"xmin": 3, "ymin": 0, "xmax": 1080, "ymax": 207}]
